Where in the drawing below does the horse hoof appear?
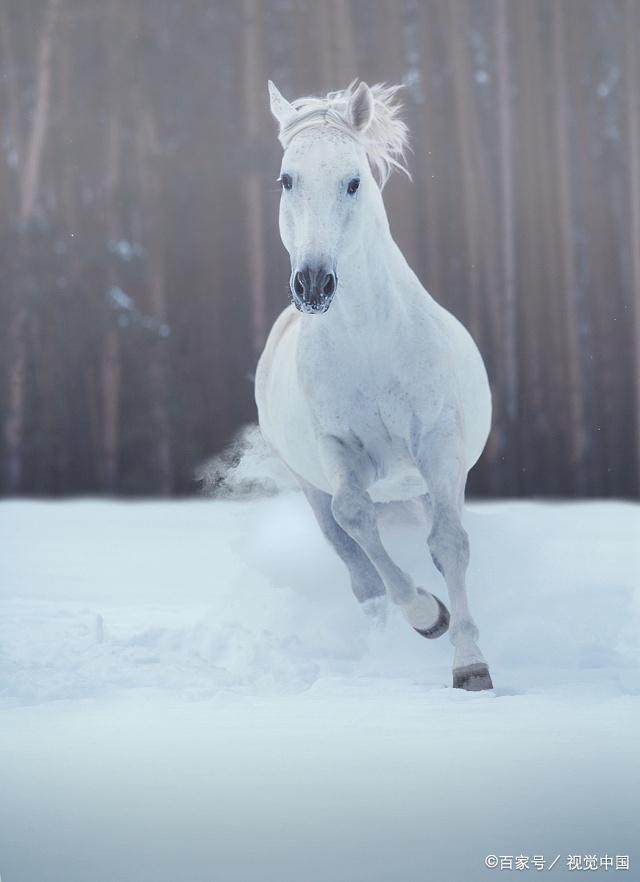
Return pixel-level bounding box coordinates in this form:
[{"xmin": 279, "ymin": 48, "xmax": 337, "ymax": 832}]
[
  {"xmin": 408, "ymin": 590, "xmax": 450, "ymax": 640},
  {"xmin": 453, "ymin": 663, "xmax": 494, "ymax": 691}
]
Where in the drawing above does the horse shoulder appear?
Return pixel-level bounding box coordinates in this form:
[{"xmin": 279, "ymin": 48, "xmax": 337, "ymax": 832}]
[{"xmin": 255, "ymin": 306, "xmax": 299, "ymax": 423}]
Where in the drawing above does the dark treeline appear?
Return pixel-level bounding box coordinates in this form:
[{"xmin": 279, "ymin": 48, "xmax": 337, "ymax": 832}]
[{"xmin": 0, "ymin": 0, "xmax": 638, "ymax": 497}]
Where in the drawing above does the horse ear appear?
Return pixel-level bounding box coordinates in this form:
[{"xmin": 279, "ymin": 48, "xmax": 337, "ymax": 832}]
[
  {"xmin": 347, "ymin": 81, "xmax": 374, "ymax": 133},
  {"xmin": 268, "ymin": 80, "xmax": 296, "ymax": 131}
]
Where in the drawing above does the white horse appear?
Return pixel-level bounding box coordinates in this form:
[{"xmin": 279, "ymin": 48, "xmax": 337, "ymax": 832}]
[{"xmin": 256, "ymin": 80, "xmax": 493, "ymax": 691}]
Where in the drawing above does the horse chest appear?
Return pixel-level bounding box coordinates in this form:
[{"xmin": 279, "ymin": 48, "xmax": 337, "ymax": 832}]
[
  {"xmin": 258, "ymin": 307, "xmax": 450, "ymax": 499},
  {"xmin": 302, "ymin": 345, "xmax": 398, "ymax": 427},
  {"xmin": 298, "ymin": 325, "xmax": 439, "ymax": 437}
]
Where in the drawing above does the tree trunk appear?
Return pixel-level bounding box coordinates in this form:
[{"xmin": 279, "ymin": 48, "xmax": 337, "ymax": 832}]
[
  {"xmin": 551, "ymin": 0, "xmax": 586, "ymax": 493},
  {"xmin": 101, "ymin": 110, "xmax": 123, "ymax": 492},
  {"xmin": 495, "ymin": 0, "xmax": 517, "ymax": 426},
  {"xmin": 625, "ymin": 0, "xmax": 640, "ymax": 495},
  {"xmin": 3, "ymin": 0, "xmax": 61, "ymax": 493},
  {"xmin": 136, "ymin": 106, "xmax": 173, "ymax": 495},
  {"xmin": 19, "ymin": 0, "xmax": 61, "ymax": 224},
  {"xmin": 242, "ymin": 0, "xmax": 267, "ymax": 360},
  {"xmin": 0, "ymin": 2, "xmax": 24, "ymax": 170}
]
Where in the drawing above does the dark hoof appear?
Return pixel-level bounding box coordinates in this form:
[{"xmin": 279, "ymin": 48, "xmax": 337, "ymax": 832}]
[
  {"xmin": 453, "ymin": 663, "xmax": 494, "ymax": 691},
  {"xmin": 413, "ymin": 593, "xmax": 450, "ymax": 640}
]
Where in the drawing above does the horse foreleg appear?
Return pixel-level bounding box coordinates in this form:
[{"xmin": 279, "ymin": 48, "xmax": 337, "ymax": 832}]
[
  {"xmin": 298, "ymin": 476, "xmax": 386, "ymax": 616},
  {"xmin": 415, "ymin": 423, "xmax": 493, "ymax": 691},
  {"xmin": 319, "ymin": 435, "xmax": 449, "ymax": 638}
]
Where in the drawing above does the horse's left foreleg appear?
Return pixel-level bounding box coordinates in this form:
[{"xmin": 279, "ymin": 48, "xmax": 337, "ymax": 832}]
[{"xmin": 414, "ymin": 418, "xmax": 493, "ymax": 691}]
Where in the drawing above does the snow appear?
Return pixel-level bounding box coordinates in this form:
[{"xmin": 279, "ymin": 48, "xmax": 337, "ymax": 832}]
[{"xmin": 1, "ymin": 496, "xmax": 639, "ymax": 881}]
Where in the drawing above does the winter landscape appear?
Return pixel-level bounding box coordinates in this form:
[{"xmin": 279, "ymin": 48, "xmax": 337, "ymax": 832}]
[
  {"xmin": 1, "ymin": 2, "xmax": 639, "ymax": 881},
  {"xmin": 1, "ymin": 492, "xmax": 638, "ymax": 881}
]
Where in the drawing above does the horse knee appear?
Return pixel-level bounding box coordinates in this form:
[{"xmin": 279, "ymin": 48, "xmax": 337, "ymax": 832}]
[
  {"xmin": 331, "ymin": 487, "xmax": 374, "ymax": 539},
  {"xmin": 428, "ymin": 508, "xmax": 469, "ymax": 575},
  {"xmin": 351, "ymin": 572, "xmax": 385, "ymax": 604}
]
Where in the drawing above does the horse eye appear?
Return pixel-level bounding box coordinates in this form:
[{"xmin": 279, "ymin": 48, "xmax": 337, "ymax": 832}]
[
  {"xmin": 347, "ymin": 177, "xmax": 360, "ymax": 195},
  {"xmin": 280, "ymin": 173, "xmax": 292, "ymax": 191}
]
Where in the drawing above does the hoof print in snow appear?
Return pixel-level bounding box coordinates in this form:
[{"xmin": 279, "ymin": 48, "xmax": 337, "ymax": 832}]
[
  {"xmin": 411, "ymin": 591, "xmax": 450, "ymax": 640},
  {"xmin": 453, "ymin": 663, "xmax": 494, "ymax": 692}
]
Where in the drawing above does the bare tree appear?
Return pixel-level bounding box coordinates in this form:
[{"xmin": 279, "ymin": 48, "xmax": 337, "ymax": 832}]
[
  {"xmin": 551, "ymin": 0, "xmax": 586, "ymax": 493},
  {"xmin": 625, "ymin": 0, "xmax": 640, "ymax": 495},
  {"xmin": 102, "ymin": 103, "xmax": 123, "ymax": 492},
  {"xmin": 242, "ymin": 0, "xmax": 268, "ymax": 359},
  {"xmin": 495, "ymin": 0, "xmax": 517, "ymax": 427},
  {"xmin": 3, "ymin": 0, "xmax": 61, "ymax": 492},
  {"xmin": 136, "ymin": 105, "xmax": 174, "ymax": 494}
]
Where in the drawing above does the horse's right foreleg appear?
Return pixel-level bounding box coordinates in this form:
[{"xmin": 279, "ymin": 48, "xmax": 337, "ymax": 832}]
[{"xmin": 298, "ymin": 477, "xmax": 386, "ymax": 614}]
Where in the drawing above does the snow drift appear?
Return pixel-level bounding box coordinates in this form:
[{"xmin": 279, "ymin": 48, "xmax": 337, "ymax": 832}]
[{"xmin": 0, "ymin": 497, "xmax": 638, "ymax": 881}]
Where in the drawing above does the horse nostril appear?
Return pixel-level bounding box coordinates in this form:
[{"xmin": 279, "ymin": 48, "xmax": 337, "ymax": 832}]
[
  {"xmin": 294, "ymin": 271, "xmax": 305, "ymax": 296},
  {"xmin": 323, "ymin": 273, "xmax": 335, "ymax": 296}
]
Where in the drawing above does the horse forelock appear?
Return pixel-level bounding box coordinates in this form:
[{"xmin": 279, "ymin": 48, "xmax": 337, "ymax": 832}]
[{"xmin": 278, "ymin": 81, "xmax": 410, "ymax": 189}]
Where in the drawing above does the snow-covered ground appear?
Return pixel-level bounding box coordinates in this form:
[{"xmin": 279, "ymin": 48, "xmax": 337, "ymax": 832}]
[{"xmin": 1, "ymin": 496, "xmax": 639, "ymax": 882}]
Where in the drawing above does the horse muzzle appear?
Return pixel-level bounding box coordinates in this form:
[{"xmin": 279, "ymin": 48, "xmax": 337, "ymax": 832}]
[{"xmin": 290, "ymin": 265, "xmax": 337, "ymax": 314}]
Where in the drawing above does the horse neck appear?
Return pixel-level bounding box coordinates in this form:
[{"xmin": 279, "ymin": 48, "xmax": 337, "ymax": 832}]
[{"xmin": 322, "ymin": 194, "xmax": 421, "ymax": 334}]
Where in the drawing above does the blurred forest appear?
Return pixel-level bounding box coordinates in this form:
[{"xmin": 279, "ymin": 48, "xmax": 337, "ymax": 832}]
[{"xmin": 0, "ymin": 0, "xmax": 639, "ymax": 497}]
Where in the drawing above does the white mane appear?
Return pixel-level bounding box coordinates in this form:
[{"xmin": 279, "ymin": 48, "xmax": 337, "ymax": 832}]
[{"xmin": 279, "ymin": 81, "xmax": 410, "ymax": 189}]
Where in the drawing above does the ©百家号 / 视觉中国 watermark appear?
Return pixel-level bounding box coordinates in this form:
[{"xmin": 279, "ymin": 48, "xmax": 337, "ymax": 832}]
[{"xmin": 484, "ymin": 853, "xmax": 630, "ymax": 872}]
